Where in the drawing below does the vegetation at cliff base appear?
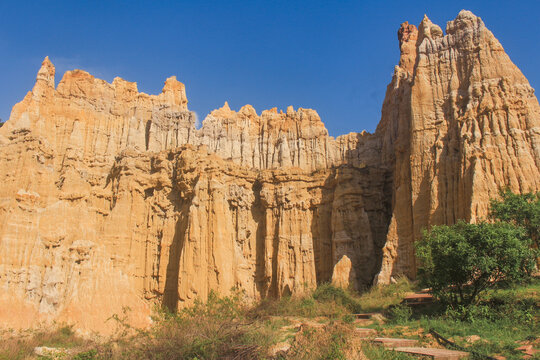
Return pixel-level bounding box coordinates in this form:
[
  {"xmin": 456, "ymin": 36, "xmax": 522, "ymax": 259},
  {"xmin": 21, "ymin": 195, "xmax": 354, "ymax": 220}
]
[
  {"xmin": 416, "ymin": 190, "xmax": 539, "ymax": 308},
  {"xmin": 416, "ymin": 220, "xmax": 536, "ymax": 306},
  {"xmin": 0, "ymin": 278, "xmax": 538, "ymax": 359}
]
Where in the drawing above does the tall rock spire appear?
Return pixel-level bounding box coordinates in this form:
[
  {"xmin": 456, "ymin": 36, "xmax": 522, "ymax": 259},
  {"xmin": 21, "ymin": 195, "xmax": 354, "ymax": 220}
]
[
  {"xmin": 375, "ymin": 10, "xmax": 540, "ymax": 283},
  {"xmin": 32, "ymin": 56, "xmax": 55, "ymax": 98},
  {"xmin": 161, "ymin": 76, "xmax": 188, "ymax": 109}
]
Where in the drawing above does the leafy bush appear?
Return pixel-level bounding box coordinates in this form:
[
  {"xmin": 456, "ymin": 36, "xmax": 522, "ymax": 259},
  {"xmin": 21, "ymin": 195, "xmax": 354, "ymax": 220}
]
[
  {"xmin": 386, "ymin": 304, "xmax": 412, "ymax": 324},
  {"xmin": 416, "ymin": 221, "xmax": 536, "ymax": 306},
  {"xmin": 490, "ymin": 189, "xmax": 540, "ymax": 250}
]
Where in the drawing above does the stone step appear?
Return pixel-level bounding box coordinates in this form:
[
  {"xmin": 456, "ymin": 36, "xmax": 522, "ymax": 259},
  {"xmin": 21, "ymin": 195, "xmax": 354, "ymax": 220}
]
[
  {"xmin": 403, "ymin": 293, "xmax": 434, "ymax": 303},
  {"xmin": 355, "ymin": 327, "xmax": 377, "ymax": 338},
  {"xmin": 353, "ymin": 313, "xmax": 376, "ymax": 319},
  {"xmin": 405, "ymin": 301, "xmax": 433, "ymax": 306},
  {"xmin": 516, "ymin": 344, "xmax": 539, "ymax": 357},
  {"xmin": 372, "ymin": 337, "xmax": 419, "ymax": 348},
  {"xmin": 394, "ymin": 347, "xmax": 469, "ymax": 360}
]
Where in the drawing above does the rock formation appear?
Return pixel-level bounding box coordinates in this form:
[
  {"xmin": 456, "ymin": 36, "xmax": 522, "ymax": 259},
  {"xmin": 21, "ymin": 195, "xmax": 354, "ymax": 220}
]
[
  {"xmin": 375, "ymin": 11, "xmax": 540, "ymax": 282},
  {"xmin": 0, "ymin": 10, "xmax": 538, "ymax": 332}
]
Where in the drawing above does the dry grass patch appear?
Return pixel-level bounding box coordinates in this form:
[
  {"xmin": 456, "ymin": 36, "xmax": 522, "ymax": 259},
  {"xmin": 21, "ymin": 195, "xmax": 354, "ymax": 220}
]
[
  {"xmin": 285, "ymin": 321, "xmax": 362, "ymax": 360},
  {"xmin": 0, "ymin": 325, "xmax": 90, "ymax": 360}
]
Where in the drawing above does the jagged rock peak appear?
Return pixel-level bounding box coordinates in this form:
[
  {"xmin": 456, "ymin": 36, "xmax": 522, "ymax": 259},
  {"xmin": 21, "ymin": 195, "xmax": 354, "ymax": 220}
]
[
  {"xmin": 36, "ymin": 56, "xmax": 55, "ymax": 84},
  {"xmin": 418, "ymin": 14, "xmax": 443, "ymax": 42},
  {"xmin": 162, "ymin": 75, "xmax": 188, "ymax": 107},
  {"xmin": 29, "ymin": 57, "xmax": 190, "ymax": 111},
  {"xmin": 456, "ymin": 9, "xmax": 479, "ymax": 20},
  {"xmin": 209, "ymin": 101, "xmax": 235, "ymax": 117},
  {"xmin": 397, "ymin": 21, "xmax": 418, "ymax": 74},
  {"xmin": 239, "ymin": 104, "xmax": 258, "ymax": 117},
  {"xmin": 397, "ymin": 21, "xmax": 417, "ymax": 45},
  {"xmin": 208, "ymin": 101, "xmax": 322, "ymax": 124},
  {"xmin": 32, "ymin": 56, "xmax": 56, "ymax": 96},
  {"xmin": 446, "ymin": 9, "xmax": 485, "ymax": 35}
]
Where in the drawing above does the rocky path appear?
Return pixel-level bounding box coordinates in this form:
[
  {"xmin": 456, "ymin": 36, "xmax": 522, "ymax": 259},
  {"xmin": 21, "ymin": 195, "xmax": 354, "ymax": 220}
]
[{"xmin": 354, "ymin": 291, "xmax": 470, "ymax": 359}]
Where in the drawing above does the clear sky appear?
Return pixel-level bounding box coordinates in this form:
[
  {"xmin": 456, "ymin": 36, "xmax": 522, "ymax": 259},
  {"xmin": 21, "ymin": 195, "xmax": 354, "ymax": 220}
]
[{"xmin": 1, "ymin": 0, "xmax": 539, "ymax": 136}]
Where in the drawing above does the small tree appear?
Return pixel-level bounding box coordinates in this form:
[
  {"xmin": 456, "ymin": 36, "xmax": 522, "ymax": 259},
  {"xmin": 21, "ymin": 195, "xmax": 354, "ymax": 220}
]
[
  {"xmin": 416, "ymin": 221, "xmax": 535, "ymax": 307},
  {"xmin": 490, "ymin": 189, "xmax": 539, "ymax": 250}
]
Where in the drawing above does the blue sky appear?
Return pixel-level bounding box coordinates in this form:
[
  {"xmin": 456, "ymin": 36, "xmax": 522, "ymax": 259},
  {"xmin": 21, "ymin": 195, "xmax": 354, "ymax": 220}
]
[{"xmin": 0, "ymin": 0, "xmax": 538, "ymax": 136}]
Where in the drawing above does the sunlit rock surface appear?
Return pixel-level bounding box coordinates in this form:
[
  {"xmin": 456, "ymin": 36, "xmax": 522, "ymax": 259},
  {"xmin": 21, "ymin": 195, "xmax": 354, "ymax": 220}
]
[{"xmin": 0, "ymin": 10, "xmax": 538, "ymax": 332}]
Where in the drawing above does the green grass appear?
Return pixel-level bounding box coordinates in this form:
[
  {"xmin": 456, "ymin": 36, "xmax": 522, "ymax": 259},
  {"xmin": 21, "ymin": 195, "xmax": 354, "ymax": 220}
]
[
  {"xmin": 370, "ymin": 278, "xmax": 540, "ymax": 360},
  {"xmin": 251, "ymin": 278, "xmax": 415, "ymax": 320},
  {"xmin": 356, "ymin": 276, "xmax": 416, "ymax": 312},
  {"xmin": 250, "ymin": 283, "xmax": 363, "ymax": 319}
]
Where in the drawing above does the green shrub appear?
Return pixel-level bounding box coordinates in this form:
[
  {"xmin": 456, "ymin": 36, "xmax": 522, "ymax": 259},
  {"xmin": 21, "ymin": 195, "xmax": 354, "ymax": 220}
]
[
  {"xmin": 490, "ymin": 189, "xmax": 540, "ymax": 250},
  {"xmin": 387, "ymin": 304, "xmax": 412, "ymax": 324},
  {"xmin": 312, "ymin": 283, "xmax": 361, "ymax": 313},
  {"xmin": 441, "ymin": 283, "xmax": 538, "ymax": 324},
  {"xmin": 341, "ymin": 314, "xmax": 355, "ymax": 323},
  {"xmin": 416, "ymin": 221, "xmax": 536, "ymax": 307}
]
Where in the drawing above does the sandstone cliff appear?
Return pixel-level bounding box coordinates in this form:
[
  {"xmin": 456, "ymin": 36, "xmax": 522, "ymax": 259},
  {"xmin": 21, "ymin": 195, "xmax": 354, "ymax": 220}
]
[
  {"xmin": 0, "ymin": 10, "xmax": 538, "ymax": 332},
  {"xmin": 0, "ymin": 57, "xmax": 388, "ymax": 331}
]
